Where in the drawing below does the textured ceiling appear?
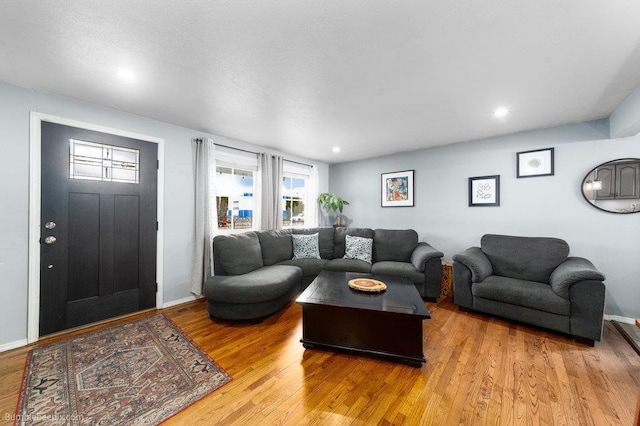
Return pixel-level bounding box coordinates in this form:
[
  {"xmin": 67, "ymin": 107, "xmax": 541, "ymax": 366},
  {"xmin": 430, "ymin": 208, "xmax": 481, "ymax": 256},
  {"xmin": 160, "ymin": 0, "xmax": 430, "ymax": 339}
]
[{"xmin": 1, "ymin": 1, "xmax": 640, "ymax": 163}]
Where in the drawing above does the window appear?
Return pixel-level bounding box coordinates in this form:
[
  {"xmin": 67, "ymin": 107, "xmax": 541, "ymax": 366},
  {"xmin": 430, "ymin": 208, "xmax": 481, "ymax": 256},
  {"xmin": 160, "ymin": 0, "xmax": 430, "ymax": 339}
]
[
  {"xmin": 215, "ymin": 167, "xmax": 255, "ymax": 230},
  {"xmin": 282, "ymin": 161, "xmax": 317, "ymax": 228},
  {"xmin": 214, "ymin": 147, "xmax": 258, "ymax": 231},
  {"xmin": 212, "ymin": 145, "xmax": 317, "ymax": 231},
  {"xmin": 282, "ymin": 176, "xmax": 306, "ymax": 227},
  {"xmin": 69, "ymin": 139, "xmax": 139, "ymax": 183}
]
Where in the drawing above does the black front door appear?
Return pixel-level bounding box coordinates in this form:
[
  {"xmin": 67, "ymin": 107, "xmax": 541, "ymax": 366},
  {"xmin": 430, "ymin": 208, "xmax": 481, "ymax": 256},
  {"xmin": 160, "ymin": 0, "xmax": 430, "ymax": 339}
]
[{"xmin": 40, "ymin": 122, "xmax": 158, "ymax": 336}]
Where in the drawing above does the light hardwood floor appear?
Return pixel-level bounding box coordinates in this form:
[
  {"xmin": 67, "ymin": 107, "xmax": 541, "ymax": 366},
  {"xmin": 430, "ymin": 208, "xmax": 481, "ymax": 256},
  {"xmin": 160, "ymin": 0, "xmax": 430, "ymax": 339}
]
[{"xmin": 1, "ymin": 297, "xmax": 639, "ymax": 425}]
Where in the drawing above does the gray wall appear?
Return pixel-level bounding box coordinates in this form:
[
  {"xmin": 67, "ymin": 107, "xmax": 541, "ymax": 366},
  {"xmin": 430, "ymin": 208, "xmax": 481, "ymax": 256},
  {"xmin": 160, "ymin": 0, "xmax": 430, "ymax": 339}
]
[
  {"xmin": 0, "ymin": 81, "xmax": 329, "ymax": 348},
  {"xmin": 611, "ymin": 85, "xmax": 640, "ymax": 138},
  {"xmin": 329, "ymin": 119, "xmax": 640, "ymax": 320}
]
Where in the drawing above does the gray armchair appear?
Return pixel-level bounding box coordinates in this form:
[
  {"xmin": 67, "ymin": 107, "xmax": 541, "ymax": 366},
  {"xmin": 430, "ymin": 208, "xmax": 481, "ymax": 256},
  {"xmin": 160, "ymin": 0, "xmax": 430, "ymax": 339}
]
[{"xmin": 453, "ymin": 234, "xmax": 606, "ymax": 345}]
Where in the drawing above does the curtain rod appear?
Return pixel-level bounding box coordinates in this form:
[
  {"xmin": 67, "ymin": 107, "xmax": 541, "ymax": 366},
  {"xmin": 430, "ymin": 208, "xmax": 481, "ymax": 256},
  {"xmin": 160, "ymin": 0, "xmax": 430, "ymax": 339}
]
[
  {"xmin": 213, "ymin": 142, "xmax": 258, "ymax": 156},
  {"xmin": 210, "ymin": 141, "xmax": 314, "ymax": 168}
]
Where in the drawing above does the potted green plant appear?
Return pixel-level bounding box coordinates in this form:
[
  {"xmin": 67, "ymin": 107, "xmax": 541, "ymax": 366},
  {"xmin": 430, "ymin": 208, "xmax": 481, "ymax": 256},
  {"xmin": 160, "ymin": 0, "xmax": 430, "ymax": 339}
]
[{"xmin": 317, "ymin": 193, "xmax": 350, "ymax": 227}]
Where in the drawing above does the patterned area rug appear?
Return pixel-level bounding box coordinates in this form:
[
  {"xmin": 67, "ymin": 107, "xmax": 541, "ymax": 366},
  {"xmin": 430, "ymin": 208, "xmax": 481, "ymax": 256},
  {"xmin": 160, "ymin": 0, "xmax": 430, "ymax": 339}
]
[{"xmin": 16, "ymin": 314, "xmax": 231, "ymax": 425}]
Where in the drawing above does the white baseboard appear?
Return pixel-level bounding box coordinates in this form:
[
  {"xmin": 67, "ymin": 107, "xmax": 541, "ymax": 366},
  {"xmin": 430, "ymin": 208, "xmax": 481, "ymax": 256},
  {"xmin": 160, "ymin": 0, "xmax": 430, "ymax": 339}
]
[
  {"xmin": 604, "ymin": 314, "xmax": 636, "ymax": 324},
  {"xmin": 162, "ymin": 294, "xmax": 204, "ymax": 309},
  {"xmin": 0, "ymin": 296, "xmax": 204, "ymax": 353},
  {"xmin": 0, "ymin": 339, "xmax": 28, "ymax": 353}
]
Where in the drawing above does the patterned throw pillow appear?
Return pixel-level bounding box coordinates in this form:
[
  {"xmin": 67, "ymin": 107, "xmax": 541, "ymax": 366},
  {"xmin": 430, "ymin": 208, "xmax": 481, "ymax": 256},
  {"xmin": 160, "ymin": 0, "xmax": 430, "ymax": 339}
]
[
  {"xmin": 292, "ymin": 233, "xmax": 321, "ymax": 259},
  {"xmin": 344, "ymin": 235, "xmax": 373, "ymax": 263}
]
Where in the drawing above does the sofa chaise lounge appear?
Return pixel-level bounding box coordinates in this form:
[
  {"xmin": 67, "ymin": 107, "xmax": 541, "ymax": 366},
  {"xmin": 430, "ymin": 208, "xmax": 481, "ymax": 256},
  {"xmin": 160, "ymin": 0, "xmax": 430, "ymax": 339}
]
[{"xmin": 205, "ymin": 227, "xmax": 444, "ymax": 321}]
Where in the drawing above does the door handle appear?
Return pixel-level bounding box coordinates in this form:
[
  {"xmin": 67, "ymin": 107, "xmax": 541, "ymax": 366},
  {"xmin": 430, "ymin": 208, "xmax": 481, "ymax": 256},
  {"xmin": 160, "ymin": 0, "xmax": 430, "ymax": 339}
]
[{"xmin": 44, "ymin": 236, "xmax": 57, "ymax": 245}]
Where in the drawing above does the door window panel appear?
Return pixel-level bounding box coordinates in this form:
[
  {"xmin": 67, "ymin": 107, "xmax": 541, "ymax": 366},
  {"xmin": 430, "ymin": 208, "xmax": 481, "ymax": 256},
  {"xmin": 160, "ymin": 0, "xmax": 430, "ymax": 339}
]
[{"xmin": 69, "ymin": 139, "xmax": 139, "ymax": 184}]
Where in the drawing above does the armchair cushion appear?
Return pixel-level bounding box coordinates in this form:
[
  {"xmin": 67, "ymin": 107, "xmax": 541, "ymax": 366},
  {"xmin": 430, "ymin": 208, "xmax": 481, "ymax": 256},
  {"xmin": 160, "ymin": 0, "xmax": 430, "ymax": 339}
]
[
  {"xmin": 410, "ymin": 242, "xmax": 444, "ymax": 271},
  {"xmin": 453, "ymin": 247, "xmax": 493, "ymax": 282},
  {"xmin": 481, "ymin": 234, "xmax": 569, "ymax": 283},
  {"xmin": 473, "ymin": 275, "xmax": 570, "ymax": 316},
  {"xmin": 550, "ymin": 257, "xmax": 606, "ymax": 298}
]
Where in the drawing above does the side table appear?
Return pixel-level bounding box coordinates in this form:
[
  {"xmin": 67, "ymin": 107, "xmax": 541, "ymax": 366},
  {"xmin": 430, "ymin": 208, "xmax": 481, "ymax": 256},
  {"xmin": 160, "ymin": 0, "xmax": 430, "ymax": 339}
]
[{"xmin": 440, "ymin": 260, "xmax": 453, "ymax": 299}]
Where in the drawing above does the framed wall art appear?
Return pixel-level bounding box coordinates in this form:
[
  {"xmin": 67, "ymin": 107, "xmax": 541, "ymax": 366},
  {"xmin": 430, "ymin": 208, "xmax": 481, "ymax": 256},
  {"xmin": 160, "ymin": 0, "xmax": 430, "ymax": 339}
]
[
  {"xmin": 517, "ymin": 147, "xmax": 554, "ymax": 178},
  {"xmin": 468, "ymin": 175, "xmax": 500, "ymax": 207},
  {"xmin": 381, "ymin": 170, "xmax": 414, "ymax": 207}
]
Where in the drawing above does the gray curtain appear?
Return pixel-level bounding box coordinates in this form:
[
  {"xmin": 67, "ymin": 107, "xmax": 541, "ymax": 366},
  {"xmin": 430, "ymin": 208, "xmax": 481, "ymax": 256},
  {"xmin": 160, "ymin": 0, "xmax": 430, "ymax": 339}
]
[
  {"xmin": 259, "ymin": 153, "xmax": 283, "ymax": 230},
  {"xmin": 190, "ymin": 138, "xmax": 217, "ymax": 296}
]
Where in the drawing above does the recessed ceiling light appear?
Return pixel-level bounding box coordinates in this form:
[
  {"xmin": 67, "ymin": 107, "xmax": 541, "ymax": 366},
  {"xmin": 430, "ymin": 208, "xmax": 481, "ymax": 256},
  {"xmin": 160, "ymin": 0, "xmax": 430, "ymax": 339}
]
[
  {"xmin": 117, "ymin": 68, "xmax": 135, "ymax": 81},
  {"xmin": 493, "ymin": 107, "xmax": 509, "ymax": 118},
  {"xmin": 332, "ymin": 147, "xmax": 340, "ymax": 153}
]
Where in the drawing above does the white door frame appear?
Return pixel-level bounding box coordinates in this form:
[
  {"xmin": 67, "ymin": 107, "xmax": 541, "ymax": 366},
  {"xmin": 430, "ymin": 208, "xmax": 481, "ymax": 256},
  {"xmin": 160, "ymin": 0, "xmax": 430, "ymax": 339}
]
[{"xmin": 28, "ymin": 112, "xmax": 165, "ymax": 343}]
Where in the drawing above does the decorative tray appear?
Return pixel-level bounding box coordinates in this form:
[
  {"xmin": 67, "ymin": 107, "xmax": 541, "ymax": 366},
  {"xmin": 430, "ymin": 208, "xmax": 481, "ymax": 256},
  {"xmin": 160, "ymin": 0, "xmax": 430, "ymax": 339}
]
[{"xmin": 348, "ymin": 278, "xmax": 387, "ymax": 293}]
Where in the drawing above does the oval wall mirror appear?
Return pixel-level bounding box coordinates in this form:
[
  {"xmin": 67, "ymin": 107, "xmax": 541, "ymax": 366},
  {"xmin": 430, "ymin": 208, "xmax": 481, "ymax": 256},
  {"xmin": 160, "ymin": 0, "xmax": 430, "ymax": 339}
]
[{"xmin": 582, "ymin": 158, "xmax": 640, "ymax": 214}]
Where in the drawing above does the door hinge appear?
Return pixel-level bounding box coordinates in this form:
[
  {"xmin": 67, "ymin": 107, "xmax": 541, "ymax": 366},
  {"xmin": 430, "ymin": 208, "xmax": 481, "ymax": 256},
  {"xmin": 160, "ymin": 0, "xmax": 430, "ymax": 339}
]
[
  {"xmin": 156, "ymin": 221, "xmax": 159, "ymax": 231},
  {"xmin": 157, "ymin": 160, "xmax": 159, "ymax": 169},
  {"xmin": 156, "ymin": 283, "xmax": 158, "ymax": 292}
]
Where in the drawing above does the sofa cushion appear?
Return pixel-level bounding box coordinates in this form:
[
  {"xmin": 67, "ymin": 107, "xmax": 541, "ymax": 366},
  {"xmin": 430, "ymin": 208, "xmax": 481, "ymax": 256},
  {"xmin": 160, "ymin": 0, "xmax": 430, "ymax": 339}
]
[
  {"xmin": 214, "ymin": 232, "xmax": 263, "ymax": 275},
  {"xmin": 371, "ymin": 261, "xmax": 425, "ymax": 284},
  {"xmin": 373, "ymin": 229, "xmax": 418, "ymax": 262},
  {"xmin": 278, "ymin": 258, "xmax": 329, "ymax": 277},
  {"xmin": 293, "ymin": 227, "xmax": 335, "ymax": 259},
  {"xmin": 325, "ymin": 258, "xmax": 372, "ymax": 273},
  {"xmin": 333, "ymin": 227, "xmax": 374, "ymax": 258},
  {"xmin": 257, "ymin": 230, "xmax": 292, "ymax": 266},
  {"xmin": 481, "ymin": 234, "xmax": 569, "ymax": 283},
  {"xmin": 205, "ymin": 265, "xmax": 302, "ymax": 304},
  {"xmin": 472, "ymin": 275, "xmax": 570, "ymax": 316},
  {"xmin": 344, "ymin": 235, "xmax": 373, "ymax": 263},
  {"xmin": 292, "ymin": 233, "xmax": 321, "ymax": 259}
]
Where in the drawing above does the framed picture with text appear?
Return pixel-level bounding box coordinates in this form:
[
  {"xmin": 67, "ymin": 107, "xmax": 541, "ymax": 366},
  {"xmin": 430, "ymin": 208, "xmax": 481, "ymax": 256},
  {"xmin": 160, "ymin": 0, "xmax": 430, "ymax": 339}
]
[
  {"xmin": 468, "ymin": 175, "xmax": 500, "ymax": 207},
  {"xmin": 381, "ymin": 170, "xmax": 414, "ymax": 207},
  {"xmin": 517, "ymin": 147, "xmax": 554, "ymax": 178}
]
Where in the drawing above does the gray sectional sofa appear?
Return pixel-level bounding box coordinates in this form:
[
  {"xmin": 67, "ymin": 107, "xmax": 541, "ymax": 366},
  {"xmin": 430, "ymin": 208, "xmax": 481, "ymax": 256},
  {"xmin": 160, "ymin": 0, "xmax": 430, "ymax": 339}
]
[
  {"xmin": 453, "ymin": 234, "xmax": 606, "ymax": 345},
  {"xmin": 205, "ymin": 227, "xmax": 444, "ymax": 321}
]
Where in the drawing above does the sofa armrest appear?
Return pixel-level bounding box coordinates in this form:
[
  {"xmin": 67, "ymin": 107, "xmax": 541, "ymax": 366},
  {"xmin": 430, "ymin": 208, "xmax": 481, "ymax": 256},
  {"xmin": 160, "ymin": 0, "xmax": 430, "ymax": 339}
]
[
  {"xmin": 568, "ymin": 279, "xmax": 606, "ymax": 342},
  {"xmin": 410, "ymin": 242, "xmax": 444, "ymax": 271},
  {"xmin": 550, "ymin": 257, "xmax": 605, "ymax": 299},
  {"xmin": 453, "ymin": 261, "xmax": 474, "ymax": 309},
  {"xmin": 452, "ymin": 247, "xmax": 492, "ymax": 282}
]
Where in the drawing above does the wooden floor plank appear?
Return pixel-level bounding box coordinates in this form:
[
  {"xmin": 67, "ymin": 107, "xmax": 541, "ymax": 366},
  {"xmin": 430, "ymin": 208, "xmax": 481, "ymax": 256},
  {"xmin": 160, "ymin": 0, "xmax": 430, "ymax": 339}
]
[{"xmin": 1, "ymin": 298, "xmax": 639, "ymax": 425}]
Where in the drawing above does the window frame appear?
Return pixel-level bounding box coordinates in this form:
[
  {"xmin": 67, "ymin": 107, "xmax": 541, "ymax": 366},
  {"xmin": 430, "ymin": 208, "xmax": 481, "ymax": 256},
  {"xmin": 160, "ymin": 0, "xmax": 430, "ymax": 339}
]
[
  {"xmin": 214, "ymin": 147, "xmax": 259, "ymax": 233},
  {"xmin": 282, "ymin": 161, "xmax": 316, "ymax": 229}
]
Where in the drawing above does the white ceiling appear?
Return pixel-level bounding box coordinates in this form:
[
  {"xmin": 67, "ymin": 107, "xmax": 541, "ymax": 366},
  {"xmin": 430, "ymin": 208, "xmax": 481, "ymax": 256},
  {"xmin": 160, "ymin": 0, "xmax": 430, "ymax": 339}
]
[{"xmin": 1, "ymin": 1, "xmax": 640, "ymax": 164}]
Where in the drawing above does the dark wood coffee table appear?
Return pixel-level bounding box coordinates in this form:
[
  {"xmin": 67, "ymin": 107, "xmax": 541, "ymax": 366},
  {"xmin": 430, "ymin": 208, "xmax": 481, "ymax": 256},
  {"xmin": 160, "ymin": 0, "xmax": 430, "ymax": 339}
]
[{"xmin": 295, "ymin": 271, "xmax": 430, "ymax": 367}]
